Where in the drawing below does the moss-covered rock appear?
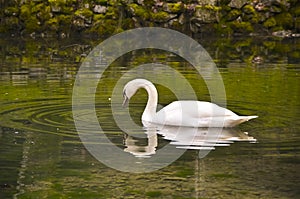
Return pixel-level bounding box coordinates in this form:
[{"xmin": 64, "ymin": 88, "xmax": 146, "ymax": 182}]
[
  {"xmin": 93, "ymin": 14, "xmax": 106, "ymax": 22},
  {"xmin": 61, "ymin": 6, "xmax": 74, "ymax": 15},
  {"xmin": 290, "ymin": 4, "xmax": 300, "ymax": 16},
  {"xmin": 242, "ymin": 4, "xmax": 255, "ymax": 14},
  {"xmin": 75, "ymin": 8, "xmax": 94, "ymax": 20},
  {"xmin": 93, "ymin": 5, "xmax": 107, "ymax": 14},
  {"xmin": 270, "ymin": 5, "xmax": 282, "ymax": 13},
  {"xmin": 48, "ymin": 0, "xmax": 75, "ymax": 14},
  {"xmin": 48, "ymin": 0, "xmax": 63, "ymax": 13},
  {"xmin": 0, "ymin": 0, "xmax": 298, "ymax": 37},
  {"xmin": 94, "ymin": 0, "xmax": 108, "ymax": 6},
  {"xmin": 20, "ymin": 4, "xmax": 32, "ymax": 21},
  {"xmin": 45, "ymin": 17, "xmax": 59, "ymax": 32},
  {"xmin": 31, "ymin": 3, "xmax": 44, "ymax": 13},
  {"xmin": 241, "ymin": 4, "xmax": 259, "ymax": 23},
  {"xmin": 1, "ymin": 17, "xmax": 20, "ymax": 32},
  {"xmin": 263, "ymin": 17, "xmax": 276, "ymax": 29},
  {"xmin": 225, "ymin": 8, "xmax": 241, "ymax": 21},
  {"xmin": 256, "ymin": 12, "xmax": 269, "ymax": 23},
  {"xmin": 219, "ymin": 0, "xmax": 232, "ymax": 6},
  {"xmin": 168, "ymin": 18, "xmax": 183, "ymax": 30},
  {"xmin": 4, "ymin": 6, "xmax": 19, "ymax": 17},
  {"xmin": 274, "ymin": 12, "xmax": 293, "ymax": 29},
  {"xmin": 128, "ymin": 3, "xmax": 150, "ymax": 20},
  {"xmin": 195, "ymin": 5, "xmax": 220, "ymax": 23},
  {"xmin": 88, "ymin": 18, "xmax": 118, "ymax": 35},
  {"xmin": 58, "ymin": 14, "xmax": 72, "ymax": 26},
  {"xmin": 151, "ymin": 11, "xmax": 170, "ymax": 22},
  {"xmin": 121, "ymin": 18, "xmax": 135, "ymax": 30},
  {"xmin": 37, "ymin": 6, "xmax": 52, "ymax": 24},
  {"xmin": 48, "ymin": 0, "xmax": 75, "ymax": 7},
  {"xmin": 165, "ymin": 2, "xmax": 184, "ymax": 13},
  {"xmin": 214, "ymin": 23, "xmax": 233, "ymax": 35},
  {"xmin": 73, "ymin": 8, "xmax": 93, "ymax": 31},
  {"xmin": 103, "ymin": 6, "xmax": 118, "ymax": 19},
  {"xmin": 25, "ymin": 15, "xmax": 40, "ymax": 33},
  {"xmin": 230, "ymin": 21, "xmax": 254, "ymax": 34}
]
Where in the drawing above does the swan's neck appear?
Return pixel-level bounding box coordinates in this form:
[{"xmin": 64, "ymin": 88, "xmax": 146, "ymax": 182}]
[{"xmin": 142, "ymin": 83, "xmax": 158, "ymax": 122}]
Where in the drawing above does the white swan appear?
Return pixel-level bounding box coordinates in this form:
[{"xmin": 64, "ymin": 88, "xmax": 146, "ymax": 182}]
[{"xmin": 122, "ymin": 79, "xmax": 258, "ymax": 127}]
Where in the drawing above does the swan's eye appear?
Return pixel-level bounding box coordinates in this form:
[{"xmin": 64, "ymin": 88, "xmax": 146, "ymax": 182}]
[{"xmin": 123, "ymin": 90, "xmax": 126, "ymax": 98}]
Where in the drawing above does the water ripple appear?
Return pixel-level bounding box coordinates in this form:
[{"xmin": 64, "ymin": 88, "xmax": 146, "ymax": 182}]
[{"xmin": 0, "ymin": 98, "xmax": 77, "ymax": 137}]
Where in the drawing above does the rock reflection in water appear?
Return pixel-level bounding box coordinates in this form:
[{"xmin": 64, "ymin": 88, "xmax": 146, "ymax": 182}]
[{"xmin": 124, "ymin": 126, "xmax": 256, "ymax": 158}]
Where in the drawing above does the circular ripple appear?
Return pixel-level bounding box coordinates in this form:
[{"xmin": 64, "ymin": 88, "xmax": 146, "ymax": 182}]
[{"xmin": 0, "ymin": 98, "xmax": 77, "ymax": 137}]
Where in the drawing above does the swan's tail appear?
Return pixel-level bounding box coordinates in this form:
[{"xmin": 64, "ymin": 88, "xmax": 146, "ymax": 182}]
[
  {"xmin": 227, "ymin": 115, "xmax": 258, "ymax": 127},
  {"xmin": 243, "ymin": 115, "xmax": 258, "ymax": 121}
]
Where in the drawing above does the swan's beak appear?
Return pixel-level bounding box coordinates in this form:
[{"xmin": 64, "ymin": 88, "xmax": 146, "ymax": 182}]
[{"xmin": 122, "ymin": 96, "xmax": 129, "ymax": 108}]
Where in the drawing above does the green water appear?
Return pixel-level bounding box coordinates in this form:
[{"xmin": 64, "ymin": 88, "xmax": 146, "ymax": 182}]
[{"xmin": 0, "ymin": 35, "xmax": 299, "ymax": 199}]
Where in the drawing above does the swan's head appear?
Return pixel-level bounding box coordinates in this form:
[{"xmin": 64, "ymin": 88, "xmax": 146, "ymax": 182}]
[
  {"xmin": 122, "ymin": 88, "xmax": 134, "ymax": 108},
  {"xmin": 122, "ymin": 79, "xmax": 153, "ymax": 107},
  {"xmin": 122, "ymin": 79, "xmax": 142, "ymax": 107}
]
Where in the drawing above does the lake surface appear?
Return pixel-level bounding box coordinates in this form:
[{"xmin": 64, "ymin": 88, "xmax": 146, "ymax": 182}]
[{"xmin": 0, "ymin": 34, "xmax": 299, "ymax": 199}]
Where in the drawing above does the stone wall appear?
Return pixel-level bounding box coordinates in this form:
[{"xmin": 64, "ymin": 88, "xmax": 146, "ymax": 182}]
[{"xmin": 0, "ymin": 0, "xmax": 299, "ymax": 37}]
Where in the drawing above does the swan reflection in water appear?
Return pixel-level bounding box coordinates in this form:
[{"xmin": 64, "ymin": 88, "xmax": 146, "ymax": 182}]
[{"xmin": 124, "ymin": 125, "xmax": 256, "ymax": 158}]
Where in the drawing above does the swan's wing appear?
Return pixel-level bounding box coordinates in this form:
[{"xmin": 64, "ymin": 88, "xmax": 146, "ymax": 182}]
[
  {"xmin": 154, "ymin": 101, "xmax": 257, "ymax": 127},
  {"xmin": 194, "ymin": 101, "xmax": 238, "ymax": 117},
  {"xmin": 155, "ymin": 102, "xmax": 185, "ymax": 126},
  {"xmin": 159, "ymin": 101, "xmax": 237, "ymax": 117},
  {"xmin": 155, "ymin": 101, "xmax": 235, "ymax": 126}
]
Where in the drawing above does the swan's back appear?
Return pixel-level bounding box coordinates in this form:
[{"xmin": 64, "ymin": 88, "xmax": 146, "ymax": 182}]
[
  {"xmin": 159, "ymin": 101, "xmax": 236, "ymax": 117},
  {"xmin": 148, "ymin": 101, "xmax": 257, "ymax": 127}
]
